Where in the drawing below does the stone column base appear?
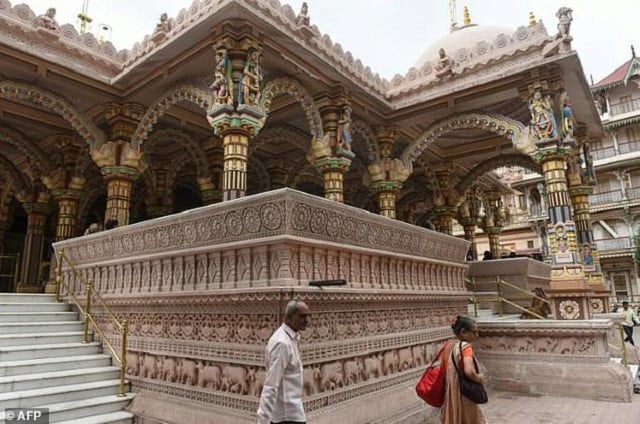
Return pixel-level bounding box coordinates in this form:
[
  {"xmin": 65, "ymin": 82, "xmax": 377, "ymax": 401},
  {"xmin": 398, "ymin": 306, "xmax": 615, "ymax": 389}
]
[{"xmin": 16, "ymin": 283, "xmax": 42, "ymax": 293}]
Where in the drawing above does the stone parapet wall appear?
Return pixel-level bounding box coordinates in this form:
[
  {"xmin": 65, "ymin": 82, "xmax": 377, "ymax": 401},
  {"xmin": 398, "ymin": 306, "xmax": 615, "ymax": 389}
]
[
  {"xmin": 475, "ymin": 320, "xmax": 633, "ymax": 402},
  {"xmin": 54, "ymin": 189, "xmax": 470, "ymax": 423}
]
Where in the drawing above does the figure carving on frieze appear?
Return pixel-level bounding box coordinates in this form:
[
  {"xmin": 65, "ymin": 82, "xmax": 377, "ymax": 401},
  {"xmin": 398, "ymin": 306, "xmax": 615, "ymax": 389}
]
[
  {"xmin": 155, "ymin": 13, "xmax": 171, "ymax": 34},
  {"xmin": 435, "ymin": 48, "xmax": 454, "ymax": 79},
  {"xmin": 210, "ymin": 48, "xmax": 234, "ymax": 105},
  {"xmin": 529, "ymin": 91, "xmax": 558, "ymax": 140},
  {"xmin": 238, "ymin": 48, "xmax": 263, "ymax": 106},
  {"xmin": 35, "ymin": 8, "xmax": 60, "ymax": 31},
  {"xmin": 296, "ymin": 2, "xmax": 310, "ymax": 26},
  {"xmin": 581, "ymin": 143, "xmax": 596, "ymax": 185}
]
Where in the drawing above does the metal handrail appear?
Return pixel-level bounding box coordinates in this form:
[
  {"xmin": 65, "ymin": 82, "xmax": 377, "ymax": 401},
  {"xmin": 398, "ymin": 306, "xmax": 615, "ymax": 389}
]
[
  {"xmin": 465, "ymin": 277, "xmax": 550, "ymax": 319},
  {"xmin": 55, "ymin": 249, "xmax": 128, "ymax": 397}
]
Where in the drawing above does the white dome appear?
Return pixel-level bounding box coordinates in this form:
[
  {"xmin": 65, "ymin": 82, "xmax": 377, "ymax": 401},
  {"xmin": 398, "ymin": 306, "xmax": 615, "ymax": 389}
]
[{"xmin": 414, "ymin": 24, "xmax": 514, "ymax": 68}]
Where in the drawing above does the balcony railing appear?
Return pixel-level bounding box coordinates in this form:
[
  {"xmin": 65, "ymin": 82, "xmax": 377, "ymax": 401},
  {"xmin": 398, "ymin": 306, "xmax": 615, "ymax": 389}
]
[
  {"xmin": 618, "ymin": 139, "xmax": 640, "ymax": 155},
  {"xmin": 610, "ymin": 98, "xmax": 640, "ymax": 116},
  {"xmin": 591, "ymin": 146, "xmax": 616, "ymax": 161},
  {"xmin": 589, "ymin": 190, "xmax": 623, "ymax": 205},
  {"xmin": 626, "ymin": 187, "xmax": 640, "ymax": 200},
  {"xmin": 595, "ymin": 237, "xmax": 632, "ymax": 251},
  {"xmin": 528, "ymin": 204, "xmax": 546, "ymax": 217}
]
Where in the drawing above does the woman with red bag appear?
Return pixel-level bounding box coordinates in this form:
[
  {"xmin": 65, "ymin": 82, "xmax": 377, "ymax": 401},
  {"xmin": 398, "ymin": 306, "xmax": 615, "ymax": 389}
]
[{"xmin": 440, "ymin": 316, "xmax": 488, "ymax": 424}]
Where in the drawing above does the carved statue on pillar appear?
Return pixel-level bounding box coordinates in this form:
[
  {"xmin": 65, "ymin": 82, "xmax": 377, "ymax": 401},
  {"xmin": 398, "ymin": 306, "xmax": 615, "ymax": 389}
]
[
  {"xmin": 152, "ymin": 13, "xmax": 172, "ymax": 44},
  {"xmin": 555, "ymin": 7, "xmax": 573, "ymax": 53},
  {"xmin": 238, "ymin": 48, "xmax": 263, "ymax": 107},
  {"xmin": 529, "ymin": 91, "xmax": 558, "ymax": 140},
  {"xmin": 335, "ymin": 105, "xmax": 353, "ymax": 154},
  {"xmin": 210, "ymin": 48, "xmax": 234, "ymax": 106}
]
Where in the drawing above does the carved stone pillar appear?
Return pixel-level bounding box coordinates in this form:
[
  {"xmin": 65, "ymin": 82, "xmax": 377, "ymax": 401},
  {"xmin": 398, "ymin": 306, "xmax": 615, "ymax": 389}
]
[
  {"xmin": 206, "ymin": 38, "xmax": 266, "ymax": 201},
  {"xmin": 198, "ymin": 176, "xmax": 222, "ymax": 205},
  {"xmin": 92, "ymin": 103, "xmax": 146, "ymax": 226},
  {"xmin": 528, "ymin": 91, "xmax": 592, "ymax": 318},
  {"xmin": 314, "ymin": 157, "xmax": 352, "ymax": 203},
  {"xmin": 17, "ymin": 201, "xmax": 50, "ymax": 291},
  {"xmin": 433, "ymin": 206, "xmax": 456, "ymax": 236},
  {"xmin": 567, "ymin": 144, "xmax": 609, "ymax": 313},
  {"xmin": 102, "ymin": 167, "xmax": 140, "ymax": 226},
  {"xmin": 366, "ymin": 128, "xmax": 411, "ymax": 218},
  {"xmin": 307, "ymin": 98, "xmax": 354, "ymax": 203},
  {"xmin": 458, "ymin": 186, "xmax": 481, "ymax": 260},
  {"xmin": 51, "ymin": 189, "xmax": 83, "ymax": 240}
]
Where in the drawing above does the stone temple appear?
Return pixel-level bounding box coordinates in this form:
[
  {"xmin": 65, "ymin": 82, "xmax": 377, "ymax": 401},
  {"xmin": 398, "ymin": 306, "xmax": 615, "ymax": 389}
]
[{"xmin": 0, "ymin": 1, "xmax": 634, "ymax": 423}]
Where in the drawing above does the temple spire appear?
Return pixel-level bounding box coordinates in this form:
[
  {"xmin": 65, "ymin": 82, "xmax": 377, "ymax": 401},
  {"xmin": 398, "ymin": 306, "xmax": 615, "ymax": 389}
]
[
  {"xmin": 529, "ymin": 12, "xmax": 537, "ymax": 27},
  {"xmin": 463, "ymin": 6, "xmax": 471, "ymax": 26}
]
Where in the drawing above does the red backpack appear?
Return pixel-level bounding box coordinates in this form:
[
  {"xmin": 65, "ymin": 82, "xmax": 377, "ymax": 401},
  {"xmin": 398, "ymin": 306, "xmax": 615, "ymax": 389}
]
[{"xmin": 415, "ymin": 344, "xmax": 447, "ymax": 407}]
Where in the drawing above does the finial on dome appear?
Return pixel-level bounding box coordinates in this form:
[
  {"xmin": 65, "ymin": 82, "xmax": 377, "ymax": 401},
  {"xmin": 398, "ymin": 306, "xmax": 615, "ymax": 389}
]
[
  {"xmin": 528, "ymin": 12, "xmax": 537, "ymax": 27},
  {"xmin": 463, "ymin": 6, "xmax": 471, "ymax": 26},
  {"xmin": 632, "ymin": 45, "xmax": 637, "ymax": 58}
]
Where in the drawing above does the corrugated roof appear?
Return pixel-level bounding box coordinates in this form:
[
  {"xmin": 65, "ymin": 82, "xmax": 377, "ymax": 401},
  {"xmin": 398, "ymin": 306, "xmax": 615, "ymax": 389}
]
[{"xmin": 591, "ymin": 59, "xmax": 633, "ymax": 91}]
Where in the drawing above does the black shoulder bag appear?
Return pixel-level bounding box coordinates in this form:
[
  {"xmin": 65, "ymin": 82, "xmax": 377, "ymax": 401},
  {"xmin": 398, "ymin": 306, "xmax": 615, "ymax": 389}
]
[{"xmin": 451, "ymin": 341, "xmax": 488, "ymax": 404}]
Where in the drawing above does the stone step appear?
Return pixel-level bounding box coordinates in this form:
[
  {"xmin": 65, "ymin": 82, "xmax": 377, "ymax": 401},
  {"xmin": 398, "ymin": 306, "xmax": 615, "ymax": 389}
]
[
  {"xmin": 0, "ymin": 379, "xmax": 126, "ymax": 410},
  {"xmin": 0, "ymin": 366, "xmax": 120, "ymax": 393},
  {"xmin": 57, "ymin": 409, "xmax": 134, "ymax": 424},
  {"xmin": 0, "ymin": 321, "xmax": 83, "ymax": 335},
  {"xmin": 0, "ymin": 331, "xmax": 88, "ymax": 347},
  {"xmin": 0, "ymin": 311, "xmax": 78, "ymax": 323},
  {"xmin": 0, "ymin": 354, "xmax": 112, "ymax": 377},
  {"xmin": 0, "ymin": 342, "xmax": 101, "ymax": 361},
  {"xmin": 0, "ymin": 302, "xmax": 70, "ymax": 312},
  {"xmin": 0, "ymin": 294, "xmax": 57, "ymax": 303}
]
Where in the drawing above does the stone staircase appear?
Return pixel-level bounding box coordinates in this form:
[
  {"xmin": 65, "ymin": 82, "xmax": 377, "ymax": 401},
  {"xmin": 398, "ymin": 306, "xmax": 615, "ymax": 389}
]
[{"xmin": 0, "ymin": 293, "xmax": 134, "ymax": 423}]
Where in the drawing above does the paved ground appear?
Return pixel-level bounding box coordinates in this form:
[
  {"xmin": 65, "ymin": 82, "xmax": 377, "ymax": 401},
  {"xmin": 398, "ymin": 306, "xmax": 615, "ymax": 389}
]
[{"xmin": 417, "ymin": 391, "xmax": 640, "ymax": 423}]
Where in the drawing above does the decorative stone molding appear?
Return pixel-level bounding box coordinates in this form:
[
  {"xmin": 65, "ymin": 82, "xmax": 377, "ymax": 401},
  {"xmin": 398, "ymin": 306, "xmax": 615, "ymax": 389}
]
[
  {"xmin": 0, "ymin": 126, "xmax": 53, "ymax": 176},
  {"xmin": 0, "ymin": 0, "xmax": 126, "ymax": 74},
  {"xmin": 388, "ymin": 21, "xmax": 550, "ymax": 97},
  {"xmin": 475, "ymin": 320, "xmax": 633, "ymax": 402}
]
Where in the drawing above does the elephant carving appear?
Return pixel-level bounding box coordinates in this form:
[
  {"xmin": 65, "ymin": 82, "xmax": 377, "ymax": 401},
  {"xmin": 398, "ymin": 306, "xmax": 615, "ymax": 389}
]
[
  {"xmin": 179, "ymin": 358, "xmax": 198, "ymax": 386},
  {"xmin": 247, "ymin": 367, "xmax": 266, "ymax": 397},
  {"xmin": 383, "ymin": 350, "xmax": 399, "ymax": 375},
  {"xmin": 221, "ymin": 365, "xmax": 249, "ymax": 394},
  {"xmin": 141, "ymin": 353, "xmax": 158, "ymax": 379},
  {"xmin": 361, "ymin": 356, "xmax": 382, "ymax": 381},
  {"xmin": 302, "ymin": 365, "xmax": 321, "ymax": 396},
  {"xmin": 196, "ymin": 362, "xmax": 221, "ymax": 389},
  {"xmin": 397, "ymin": 348, "xmax": 414, "ymax": 371},
  {"xmin": 160, "ymin": 356, "xmax": 179, "ymax": 383},
  {"xmin": 125, "ymin": 351, "xmax": 139, "ymax": 375},
  {"xmin": 343, "ymin": 359, "xmax": 361, "ymax": 385},
  {"xmin": 320, "ymin": 361, "xmax": 344, "ymax": 391}
]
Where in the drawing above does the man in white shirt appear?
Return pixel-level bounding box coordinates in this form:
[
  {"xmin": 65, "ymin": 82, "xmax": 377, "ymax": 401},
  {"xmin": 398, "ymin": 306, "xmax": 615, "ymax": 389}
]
[
  {"xmin": 257, "ymin": 299, "xmax": 310, "ymax": 424},
  {"xmin": 621, "ymin": 301, "xmax": 640, "ymax": 346}
]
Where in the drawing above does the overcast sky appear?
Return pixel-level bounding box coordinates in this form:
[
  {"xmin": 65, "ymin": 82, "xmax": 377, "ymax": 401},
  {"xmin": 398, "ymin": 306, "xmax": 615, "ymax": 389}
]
[{"xmin": 21, "ymin": 0, "xmax": 639, "ymax": 84}]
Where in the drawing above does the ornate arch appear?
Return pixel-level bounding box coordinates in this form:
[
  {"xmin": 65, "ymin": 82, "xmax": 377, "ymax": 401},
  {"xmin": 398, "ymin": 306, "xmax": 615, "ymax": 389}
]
[
  {"xmin": 131, "ymin": 84, "xmax": 214, "ymax": 148},
  {"xmin": 144, "ymin": 129, "xmax": 211, "ymax": 177},
  {"xmin": 260, "ymin": 78, "xmax": 323, "ymax": 139},
  {"xmin": 0, "ymin": 80, "xmax": 105, "ymax": 148},
  {"xmin": 0, "ymin": 127, "xmax": 53, "ymax": 175},
  {"xmin": 456, "ymin": 154, "xmax": 541, "ymax": 195},
  {"xmin": 401, "ymin": 112, "xmax": 526, "ymax": 165},
  {"xmin": 0, "ymin": 156, "xmax": 30, "ymax": 193},
  {"xmin": 0, "ymin": 177, "xmax": 15, "ymax": 222},
  {"xmin": 351, "ymin": 120, "xmax": 379, "ymax": 164},
  {"xmin": 247, "ymin": 155, "xmax": 271, "ymax": 194},
  {"xmin": 251, "ymin": 124, "xmax": 311, "ymax": 155}
]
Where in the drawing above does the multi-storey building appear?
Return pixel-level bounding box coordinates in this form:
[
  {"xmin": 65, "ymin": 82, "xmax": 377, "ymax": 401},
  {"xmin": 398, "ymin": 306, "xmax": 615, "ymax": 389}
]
[{"xmin": 473, "ymin": 47, "xmax": 640, "ymax": 301}]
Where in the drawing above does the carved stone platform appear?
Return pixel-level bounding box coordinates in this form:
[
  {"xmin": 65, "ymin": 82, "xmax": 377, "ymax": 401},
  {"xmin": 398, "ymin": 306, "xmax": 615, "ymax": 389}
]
[{"xmin": 54, "ymin": 189, "xmax": 471, "ymax": 423}]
